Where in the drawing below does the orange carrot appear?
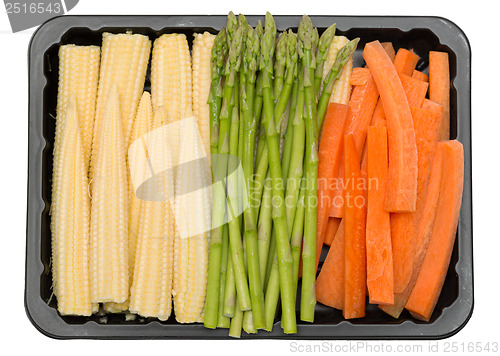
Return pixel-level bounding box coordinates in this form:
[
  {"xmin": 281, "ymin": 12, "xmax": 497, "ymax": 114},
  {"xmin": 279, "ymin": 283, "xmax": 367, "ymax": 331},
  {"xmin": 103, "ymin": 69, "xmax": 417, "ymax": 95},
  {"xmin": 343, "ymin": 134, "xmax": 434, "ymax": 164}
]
[
  {"xmin": 316, "ymin": 103, "xmax": 349, "ymax": 266},
  {"xmin": 324, "ymin": 217, "xmax": 341, "ymax": 246},
  {"xmin": 399, "ymin": 73, "xmax": 429, "ymax": 108},
  {"xmin": 393, "ymin": 48, "xmax": 420, "ymax": 76},
  {"xmin": 429, "ymin": 51, "xmax": 450, "ymax": 141},
  {"xmin": 329, "ymin": 73, "xmax": 379, "ymax": 218},
  {"xmin": 412, "ymin": 69, "xmax": 428, "ymax": 82},
  {"xmin": 406, "ymin": 140, "xmax": 464, "ymax": 321},
  {"xmin": 390, "ymin": 106, "xmax": 442, "ymax": 293},
  {"xmin": 381, "ymin": 42, "xmax": 396, "ymax": 62},
  {"xmin": 343, "ymin": 134, "xmax": 366, "ymax": 319},
  {"xmin": 380, "ymin": 106, "xmax": 442, "ymax": 317},
  {"xmin": 315, "ymin": 220, "xmax": 345, "ymax": 310},
  {"xmin": 366, "ymin": 126, "xmax": 393, "ymax": 305},
  {"xmin": 350, "ymin": 67, "xmax": 370, "ymax": 86},
  {"xmin": 422, "ymin": 98, "xmax": 443, "ymax": 113},
  {"xmin": 363, "ymin": 40, "xmax": 418, "ymax": 213}
]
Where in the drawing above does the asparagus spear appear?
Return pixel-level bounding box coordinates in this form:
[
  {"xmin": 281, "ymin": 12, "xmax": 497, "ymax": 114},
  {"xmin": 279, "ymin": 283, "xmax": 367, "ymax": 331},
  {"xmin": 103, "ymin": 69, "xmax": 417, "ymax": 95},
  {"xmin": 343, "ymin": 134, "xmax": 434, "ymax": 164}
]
[
  {"xmin": 291, "ymin": 182, "xmax": 306, "ymax": 294},
  {"xmin": 274, "ymin": 32, "xmax": 288, "ymax": 97},
  {"xmin": 209, "ymin": 29, "xmax": 228, "ymax": 162},
  {"xmin": 314, "ymin": 24, "xmax": 336, "ymax": 94},
  {"xmin": 225, "ymin": 27, "xmax": 252, "ymax": 314},
  {"xmin": 317, "ymin": 37, "xmax": 360, "ymax": 130},
  {"xmin": 299, "ymin": 15, "xmax": 318, "ymax": 323},
  {"xmin": 217, "ymin": 225, "xmax": 231, "ymax": 327},
  {"xmin": 241, "ymin": 23, "xmax": 266, "ymax": 330},
  {"xmin": 204, "ymin": 15, "xmax": 243, "ymax": 328},
  {"xmin": 259, "ymin": 12, "xmax": 296, "ymax": 334}
]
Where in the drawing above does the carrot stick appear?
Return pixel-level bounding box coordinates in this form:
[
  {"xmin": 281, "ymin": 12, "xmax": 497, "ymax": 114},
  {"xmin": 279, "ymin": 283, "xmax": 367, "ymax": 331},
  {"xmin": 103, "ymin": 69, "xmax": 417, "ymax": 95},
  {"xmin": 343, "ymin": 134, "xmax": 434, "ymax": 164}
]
[
  {"xmin": 324, "ymin": 217, "xmax": 341, "ymax": 246},
  {"xmin": 316, "ymin": 103, "xmax": 349, "ymax": 266},
  {"xmin": 393, "ymin": 48, "xmax": 420, "ymax": 76},
  {"xmin": 315, "ymin": 220, "xmax": 345, "ymax": 309},
  {"xmin": 412, "ymin": 69, "xmax": 428, "ymax": 82},
  {"xmin": 422, "ymin": 98, "xmax": 443, "ymax": 113},
  {"xmin": 381, "ymin": 42, "xmax": 396, "ymax": 62},
  {"xmin": 350, "ymin": 67, "xmax": 370, "ymax": 86},
  {"xmin": 429, "ymin": 51, "xmax": 450, "ymax": 141},
  {"xmin": 366, "ymin": 126, "xmax": 393, "ymax": 305},
  {"xmin": 343, "ymin": 134, "xmax": 367, "ymax": 319},
  {"xmin": 329, "ymin": 73, "xmax": 379, "ymax": 218},
  {"xmin": 399, "ymin": 73, "xmax": 429, "ymax": 108},
  {"xmin": 380, "ymin": 106, "xmax": 442, "ymax": 317},
  {"xmin": 363, "ymin": 40, "xmax": 418, "ymax": 213},
  {"xmin": 406, "ymin": 140, "xmax": 464, "ymax": 321}
]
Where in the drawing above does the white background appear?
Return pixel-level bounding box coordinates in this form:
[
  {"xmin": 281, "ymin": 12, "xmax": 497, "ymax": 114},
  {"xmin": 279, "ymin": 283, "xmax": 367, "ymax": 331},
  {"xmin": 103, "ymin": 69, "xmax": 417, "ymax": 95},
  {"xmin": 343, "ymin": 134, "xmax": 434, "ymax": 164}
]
[{"xmin": 0, "ymin": 0, "xmax": 497, "ymax": 354}]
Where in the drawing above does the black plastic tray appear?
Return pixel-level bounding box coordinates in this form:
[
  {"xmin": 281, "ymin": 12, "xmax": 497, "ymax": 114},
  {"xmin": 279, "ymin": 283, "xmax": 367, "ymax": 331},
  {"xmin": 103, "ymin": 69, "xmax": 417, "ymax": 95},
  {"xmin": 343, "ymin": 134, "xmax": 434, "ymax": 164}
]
[{"xmin": 25, "ymin": 15, "xmax": 473, "ymax": 340}]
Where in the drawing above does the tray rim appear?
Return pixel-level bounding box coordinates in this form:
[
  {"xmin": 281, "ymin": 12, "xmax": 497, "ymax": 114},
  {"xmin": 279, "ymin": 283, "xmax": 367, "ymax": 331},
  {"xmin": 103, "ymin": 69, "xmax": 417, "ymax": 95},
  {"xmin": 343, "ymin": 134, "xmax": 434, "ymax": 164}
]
[{"xmin": 25, "ymin": 14, "xmax": 473, "ymax": 340}]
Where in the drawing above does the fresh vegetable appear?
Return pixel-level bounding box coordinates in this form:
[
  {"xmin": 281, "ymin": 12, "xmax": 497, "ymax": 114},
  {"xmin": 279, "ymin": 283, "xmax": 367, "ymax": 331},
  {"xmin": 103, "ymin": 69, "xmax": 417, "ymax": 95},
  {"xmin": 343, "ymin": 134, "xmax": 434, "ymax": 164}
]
[
  {"xmin": 343, "ymin": 134, "xmax": 367, "ymax": 319},
  {"xmin": 393, "ymin": 48, "xmax": 419, "ymax": 76},
  {"xmin": 350, "ymin": 67, "xmax": 370, "ymax": 86},
  {"xmin": 90, "ymin": 85, "xmax": 129, "ymax": 305},
  {"xmin": 380, "ymin": 106, "xmax": 442, "ymax": 318},
  {"xmin": 363, "ymin": 40, "xmax": 418, "ymax": 213},
  {"xmin": 330, "ymin": 71, "xmax": 379, "ymax": 218},
  {"xmin": 406, "ymin": 140, "xmax": 464, "ymax": 321},
  {"xmin": 315, "ymin": 219, "xmax": 345, "ymax": 310},
  {"xmin": 51, "ymin": 95, "xmax": 93, "ymax": 316},
  {"xmin": 399, "ymin": 73, "xmax": 429, "ymax": 108},
  {"xmin": 316, "ymin": 102, "xmax": 348, "ymax": 263},
  {"xmin": 412, "ymin": 69, "xmax": 429, "ymax": 82},
  {"xmin": 323, "ymin": 36, "xmax": 354, "ymax": 106},
  {"xmin": 323, "ymin": 217, "xmax": 341, "ymax": 246},
  {"xmin": 429, "ymin": 51, "xmax": 451, "ymax": 140},
  {"xmin": 366, "ymin": 126, "xmax": 394, "ymax": 305}
]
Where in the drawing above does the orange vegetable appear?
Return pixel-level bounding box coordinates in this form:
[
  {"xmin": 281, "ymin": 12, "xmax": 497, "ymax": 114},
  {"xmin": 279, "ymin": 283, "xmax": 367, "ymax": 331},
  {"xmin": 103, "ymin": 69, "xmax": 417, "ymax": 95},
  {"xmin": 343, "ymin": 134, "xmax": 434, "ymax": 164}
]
[
  {"xmin": 406, "ymin": 140, "xmax": 464, "ymax": 321},
  {"xmin": 399, "ymin": 73, "xmax": 429, "ymax": 108},
  {"xmin": 429, "ymin": 51, "xmax": 450, "ymax": 141},
  {"xmin": 366, "ymin": 126, "xmax": 393, "ymax": 305},
  {"xmin": 422, "ymin": 98, "xmax": 443, "ymax": 113},
  {"xmin": 350, "ymin": 67, "xmax": 370, "ymax": 86},
  {"xmin": 412, "ymin": 69, "xmax": 428, "ymax": 82},
  {"xmin": 393, "ymin": 48, "xmax": 420, "ymax": 76},
  {"xmin": 324, "ymin": 217, "xmax": 341, "ymax": 246},
  {"xmin": 315, "ymin": 220, "xmax": 345, "ymax": 310},
  {"xmin": 381, "ymin": 42, "xmax": 396, "ymax": 62},
  {"xmin": 380, "ymin": 106, "xmax": 443, "ymax": 317},
  {"xmin": 363, "ymin": 40, "xmax": 418, "ymax": 213},
  {"xmin": 343, "ymin": 134, "xmax": 367, "ymax": 319},
  {"xmin": 316, "ymin": 103, "xmax": 349, "ymax": 266},
  {"xmin": 330, "ymin": 73, "xmax": 379, "ymax": 218}
]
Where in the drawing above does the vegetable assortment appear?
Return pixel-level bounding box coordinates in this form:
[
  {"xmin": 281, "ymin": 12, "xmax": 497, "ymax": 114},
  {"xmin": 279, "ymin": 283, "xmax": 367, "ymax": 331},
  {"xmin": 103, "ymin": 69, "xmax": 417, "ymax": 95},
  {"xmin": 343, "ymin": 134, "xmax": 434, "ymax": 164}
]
[{"xmin": 50, "ymin": 11, "xmax": 463, "ymax": 337}]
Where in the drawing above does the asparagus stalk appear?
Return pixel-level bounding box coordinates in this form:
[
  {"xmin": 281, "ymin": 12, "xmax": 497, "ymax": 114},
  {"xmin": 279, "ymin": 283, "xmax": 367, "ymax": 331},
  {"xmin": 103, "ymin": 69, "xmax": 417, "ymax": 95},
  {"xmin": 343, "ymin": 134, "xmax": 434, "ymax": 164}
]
[
  {"xmin": 316, "ymin": 38, "xmax": 360, "ymax": 130},
  {"xmin": 314, "ymin": 24, "xmax": 336, "ymax": 94},
  {"xmin": 222, "ymin": 251, "xmax": 236, "ymax": 317},
  {"xmin": 217, "ymin": 225, "xmax": 231, "ymax": 327},
  {"xmin": 273, "ymin": 32, "xmax": 288, "ymax": 97},
  {"xmin": 257, "ymin": 176, "xmax": 273, "ymax": 286},
  {"xmin": 299, "ymin": 15, "xmax": 318, "ymax": 322},
  {"xmin": 260, "ymin": 12, "xmax": 296, "ymax": 334},
  {"xmin": 209, "ymin": 29, "xmax": 228, "ymax": 162},
  {"xmin": 240, "ymin": 23, "xmax": 266, "ymax": 329},
  {"xmin": 291, "ymin": 182, "xmax": 306, "ymax": 294},
  {"xmin": 204, "ymin": 23, "xmax": 234, "ymax": 329},
  {"xmin": 228, "ymin": 295, "xmax": 244, "ymax": 338}
]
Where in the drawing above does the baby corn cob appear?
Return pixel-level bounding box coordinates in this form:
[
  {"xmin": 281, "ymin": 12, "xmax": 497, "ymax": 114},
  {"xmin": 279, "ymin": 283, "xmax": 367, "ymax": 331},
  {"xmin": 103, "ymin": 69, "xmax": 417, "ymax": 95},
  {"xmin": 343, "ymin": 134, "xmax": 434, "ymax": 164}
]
[
  {"xmin": 322, "ymin": 35, "xmax": 353, "ymax": 105},
  {"xmin": 57, "ymin": 45, "xmax": 100, "ymax": 170},
  {"xmin": 151, "ymin": 33, "xmax": 193, "ymax": 119},
  {"xmin": 104, "ymin": 91, "xmax": 154, "ymax": 313},
  {"xmin": 129, "ymin": 106, "xmax": 175, "ymax": 320},
  {"xmin": 91, "ymin": 32, "xmax": 151, "ymax": 173},
  {"xmin": 51, "ymin": 96, "xmax": 92, "ymax": 316},
  {"xmin": 90, "ymin": 85, "xmax": 129, "ymax": 304},
  {"xmin": 192, "ymin": 32, "xmax": 216, "ymax": 164},
  {"xmin": 173, "ymin": 117, "xmax": 212, "ymax": 323}
]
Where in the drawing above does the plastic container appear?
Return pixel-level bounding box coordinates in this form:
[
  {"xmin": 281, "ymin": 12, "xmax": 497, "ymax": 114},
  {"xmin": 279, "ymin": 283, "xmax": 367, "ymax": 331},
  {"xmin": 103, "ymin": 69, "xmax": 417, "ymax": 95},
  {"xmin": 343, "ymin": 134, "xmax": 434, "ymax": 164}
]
[{"xmin": 25, "ymin": 15, "xmax": 473, "ymax": 339}]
